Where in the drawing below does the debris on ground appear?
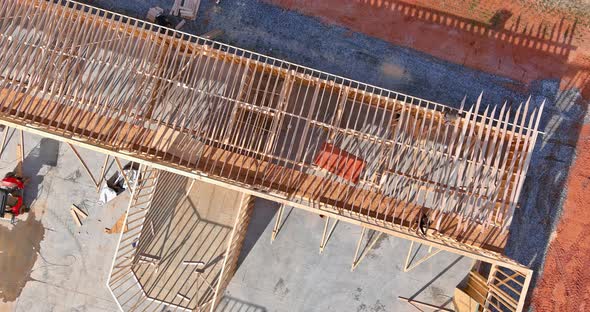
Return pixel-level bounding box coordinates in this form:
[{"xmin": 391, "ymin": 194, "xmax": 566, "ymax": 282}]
[
  {"xmin": 70, "ymin": 209, "xmax": 82, "ymax": 227},
  {"xmin": 99, "ymin": 163, "xmax": 139, "ymax": 204},
  {"xmin": 201, "ymin": 29, "xmax": 223, "ymax": 39},
  {"xmin": 146, "ymin": 6, "xmax": 164, "ymax": 22},
  {"xmin": 175, "ymin": 19, "xmax": 186, "ymax": 30},
  {"xmin": 104, "ymin": 213, "xmax": 128, "ymax": 234}
]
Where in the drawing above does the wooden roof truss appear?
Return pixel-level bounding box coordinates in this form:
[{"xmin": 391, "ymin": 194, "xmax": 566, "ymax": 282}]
[{"xmin": 0, "ymin": 0, "xmax": 543, "ymax": 258}]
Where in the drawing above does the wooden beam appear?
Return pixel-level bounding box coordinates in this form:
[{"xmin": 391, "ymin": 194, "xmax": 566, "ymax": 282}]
[
  {"xmin": 319, "ymin": 216, "xmax": 338, "ymax": 253},
  {"xmin": 398, "ymin": 296, "xmax": 453, "ymax": 312},
  {"xmin": 96, "ymin": 154, "xmax": 109, "ymax": 192},
  {"xmin": 68, "ymin": 143, "xmax": 99, "ymax": 187},
  {"xmin": 114, "ymin": 157, "xmax": 132, "ymax": 190},
  {"xmin": 0, "ymin": 126, "xmax": 9, "ymax": 158}
]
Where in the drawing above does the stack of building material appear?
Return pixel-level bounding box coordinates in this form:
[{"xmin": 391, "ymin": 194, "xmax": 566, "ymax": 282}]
[
  {"xmin": 146, "ymin": 7, "xmax": 164, "ymax": 23},
  {"xmin": 201, "ymin": 29, "xmax": 224, "ymax": 39},
  {"xmin": 171, "ymin": 0, "xmax": 200, "ymax": 20},
  {"xmin": 170, "ymin": 0, "xmax": 181, "ymax": 16},
  {"xmin": 175, "ymin": 19, "xmax": 186, "ymax": 30}
]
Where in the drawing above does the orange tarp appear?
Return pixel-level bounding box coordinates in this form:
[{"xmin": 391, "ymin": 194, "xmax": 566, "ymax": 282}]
[{"xmin": 314, "ymin": 142, "xmax": 365, "ymax": 183}]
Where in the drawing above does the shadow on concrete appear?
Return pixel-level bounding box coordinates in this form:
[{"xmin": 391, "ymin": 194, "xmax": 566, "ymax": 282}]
[
  {"xmin": 215, "ymin": 296, "xmax": 267, "ymax": 312},
  {"xmin": 22, "ymin": 138, "xmax": 60, "ymax": 207},
  {"xmin": 237, "ymin": 197, "xmax": 277, "ymax": 267},
  {"xmin": 409, "ymin": 255, "xmax": 464, "ymax": 301},
  {"xmin": 128, "ymin": 172, "xmax": 232, "ymax": 310}
]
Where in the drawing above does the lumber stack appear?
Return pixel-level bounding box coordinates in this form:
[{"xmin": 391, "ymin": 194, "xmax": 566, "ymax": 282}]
[
  {"xmin": 171, "ymin": 0, "xmax": 200, "ymax": 20},
  {"xmin": 146, "ymin": 7, "xmax": 164, "ymax": 23}
]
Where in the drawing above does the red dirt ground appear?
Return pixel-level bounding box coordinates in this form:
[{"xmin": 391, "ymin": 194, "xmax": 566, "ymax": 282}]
[
  {"xmin": 266, "ymin": 0, "xmax": 590, "ymax": 96},
  {"xmin": 265, "ymin": 0, "xmax": 590, "ymax": 310},
  {"xmin": 533, "ymin": 124, "xmax": 590, "ymax": 311}
]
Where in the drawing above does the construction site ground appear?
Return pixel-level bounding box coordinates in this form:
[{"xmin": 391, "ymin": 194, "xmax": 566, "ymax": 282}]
[
  {"xmin": 0, "ymin": 134, "xmax": 474, "ymax": 312},
  {"xmin": 0, "ymin": 131, "xmax": 127, "ymax": 311},
  {"xmin": 0, "ymin": 0, "xmax": 589, "ymax": 311}
]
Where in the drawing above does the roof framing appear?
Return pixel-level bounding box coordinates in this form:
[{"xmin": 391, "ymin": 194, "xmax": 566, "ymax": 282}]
[{"xmin": 0, "ymin": 0, "xmax": 542, "ymax": 255}]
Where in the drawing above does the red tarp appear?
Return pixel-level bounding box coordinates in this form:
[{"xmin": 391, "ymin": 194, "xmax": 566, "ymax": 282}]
[{"xmin": 313, "ymin": 142, "xmax": 365, "ymax": 183}]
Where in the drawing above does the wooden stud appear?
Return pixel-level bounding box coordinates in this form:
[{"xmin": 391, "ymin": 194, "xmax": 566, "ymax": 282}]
[
  {"xmin": 114, "ymin": 157, "xmax": 132, "ymax": 190},
  {"xmin": 403, "ymin": 241, "xmax": 442, "ymax": 272},
  {"xmin": 19, "ymin": 130, "xmax": 23, "ymax": 163},
  {"xmin": 70, "ymin": 209, "xmax": 82, "ymax": 227},
  {"xmin": 271, "ymin": 204, "xmax": 285, "ymax": 243},
  {"xmin": 68, "ymin": 143, "xmax": 99, "ymax": 187},
  {"xmin": 398, "ymin": 296, "xmax": 453, "ymax": 312},
  {"xmin": 71, "ymin": 204, "xmax": 88, "ymax": 219},
  {"xmin": 319, "ymin": 216, "xmax": 338, "ymax": 253},
  {"xmin": 0, "ymin": 126, "xmax": 9, "ymax": 158},
  {"xmin": 351, "ymin": 227, "xmax": 384, "ymax": 271},
  {"xmin": 96, "ymin": 154, "xmax": 109, "ymax": 192}
]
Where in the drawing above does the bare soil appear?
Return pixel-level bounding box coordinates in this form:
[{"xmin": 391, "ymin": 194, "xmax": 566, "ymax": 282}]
[
  {"xmin": 532, "ymin": 124, "xmax": 590, "ymax": 311},
  {"xmin": 265, "ymin": 0, "xmax": 590, "ymax": 95},
  {"xmin": 0, "ymin": 212, "xmax": 44, "ymax": 303}
]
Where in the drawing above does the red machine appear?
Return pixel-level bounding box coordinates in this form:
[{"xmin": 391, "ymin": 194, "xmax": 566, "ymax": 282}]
[{"xmin": 0, "ymin": 172, "xmax": 25, "ymax": 221}]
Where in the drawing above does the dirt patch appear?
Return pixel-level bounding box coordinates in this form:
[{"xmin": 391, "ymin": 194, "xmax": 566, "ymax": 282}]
[
  {"xmin": 0, "ymin": 212, "xmax": 44, "ymax": 303},
  {"xmin": 531, "ymin": 124, "xmax": 590, "ymax": 311},
  {"xmin": 265, "ymin": 0, "xmax": 590, "ymax": 93}
]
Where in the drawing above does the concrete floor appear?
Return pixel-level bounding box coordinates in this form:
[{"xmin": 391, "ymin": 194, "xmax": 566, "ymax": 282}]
[
  {"xmin": 0, "ymin": 131, "xmax": 125, "ymax": 311},
  {"xmin": 223, "ymin": 198, "xmax": 472, "ymax": 312}
]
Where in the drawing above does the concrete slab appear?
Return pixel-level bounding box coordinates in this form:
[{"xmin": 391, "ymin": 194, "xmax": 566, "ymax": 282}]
[
  {"xmin": 0, "ymin": 130, "xmax": 128, "ymax": 312},
  {"xmin": 222, "ymin": 198, "xmax": 473, "ymax": 312}
]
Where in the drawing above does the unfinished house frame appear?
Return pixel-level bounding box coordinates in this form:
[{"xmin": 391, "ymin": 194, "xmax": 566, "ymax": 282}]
[
  {"xmin": 108, "ymin": 165, "xmax": 254, "ymax": 311},
  {"xmin": 0, "ymin": 0, "xmax": 543, "ymax": 311}
]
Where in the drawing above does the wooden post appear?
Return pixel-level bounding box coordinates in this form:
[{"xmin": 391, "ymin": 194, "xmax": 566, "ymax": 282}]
[
  {"xmin": 97, "ymin": 154, "xmax": 110, "ymax": 192},
  {"xmin": 19, "ymin": 130, "xmax": 24, "ymax": 162},
  {"xmin": 403, "ymin": 241, "xmax": 442, "ymax": 272},
  {"xmin": 68, "ymin": 143, "xmax": 99, "ymax": 187},
  {"xmin": 351, "ymin": 228, "xmax": 384, "ymax": 271},
  {"xmin": 271, "ymin": 204, "xmax": 285, "ymax": 243},
  {"xmin": 114, "ymin": 157, "xmax": 132, "ymax": 190},
  {"xmin": 0, "ymin": 126, "xmax": 9, "ymax": 158},
  {"xmin": 351, "ymin": 227, "xmax": 367, "ymax": 271},
  {"xmin": 319, "ymin": 217, "xmax": 338, "ymax": 254}
]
